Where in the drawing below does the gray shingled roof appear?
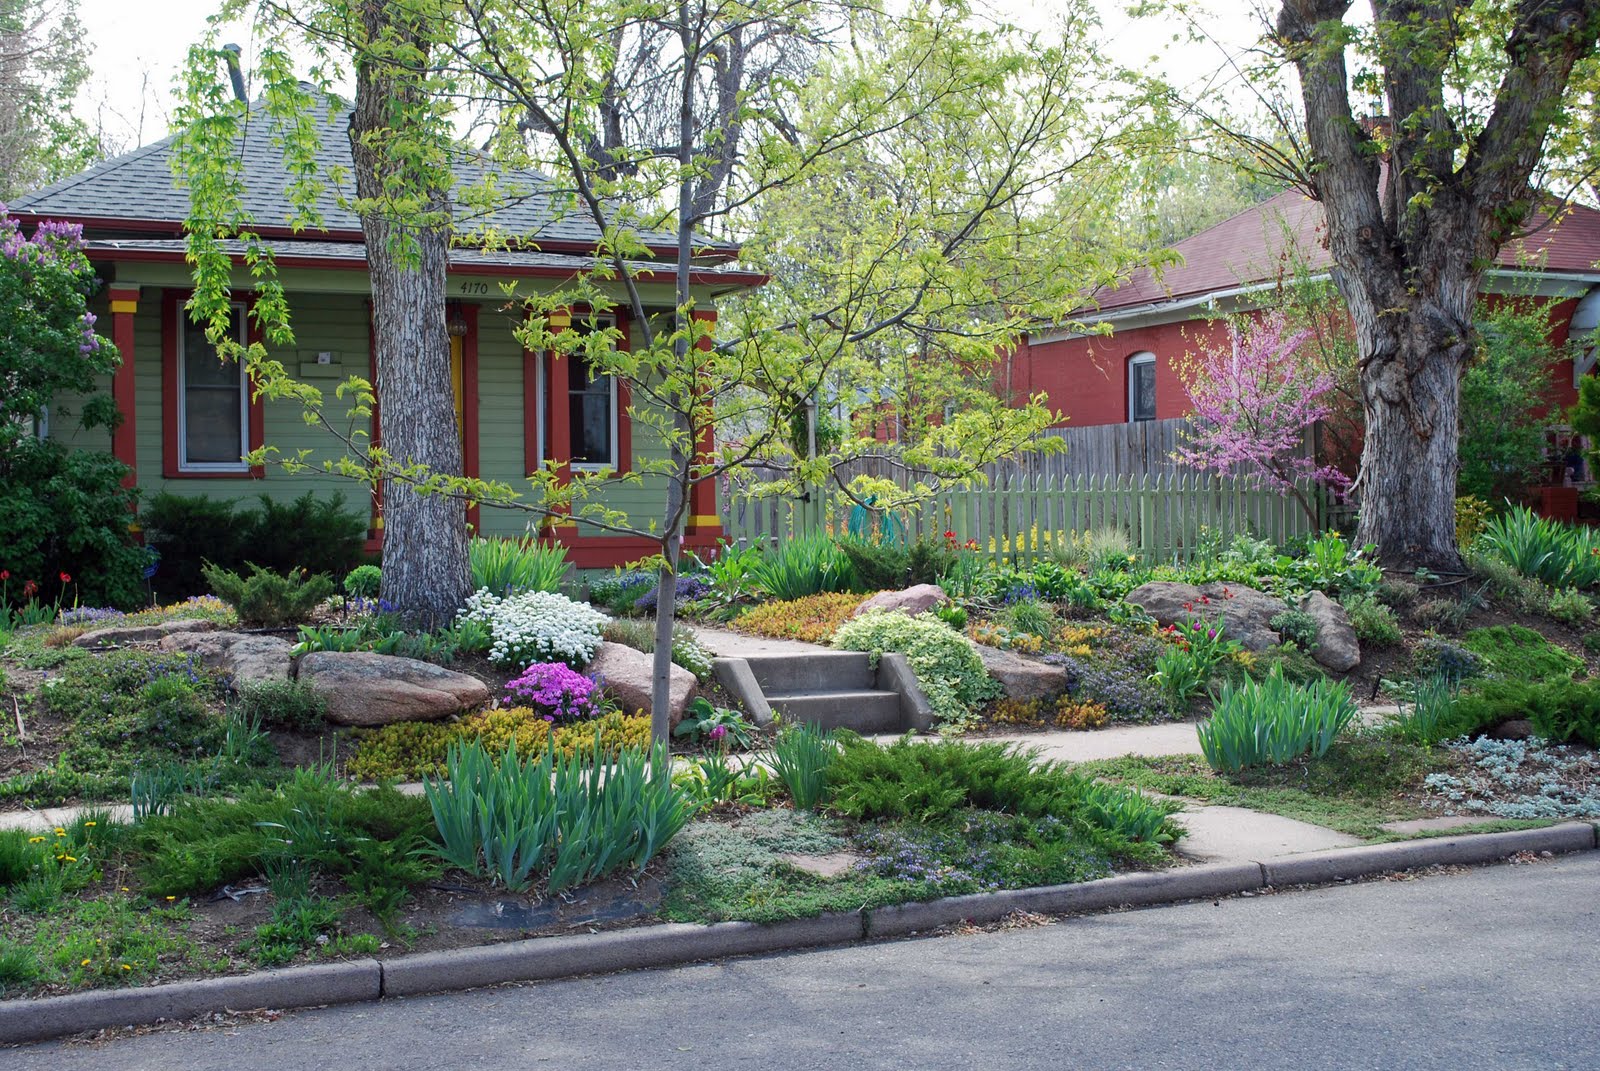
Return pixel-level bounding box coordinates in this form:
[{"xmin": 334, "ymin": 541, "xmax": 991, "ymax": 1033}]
[{"xmin": 14, "ymin": 94, "xmax": 737, "ymax": 257}]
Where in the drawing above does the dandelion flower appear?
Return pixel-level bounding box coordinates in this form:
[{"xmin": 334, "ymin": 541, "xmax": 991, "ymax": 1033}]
[{"xmin": 80, "ymin": 958, "xmax": 91, "ymax": 966}]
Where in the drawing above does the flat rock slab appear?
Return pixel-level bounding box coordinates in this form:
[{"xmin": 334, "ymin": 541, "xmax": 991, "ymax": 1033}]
[
  {"xmin": 73, "ymin": 618, "xmax": 219, "ymax": 648},
  {"xmin": 297, "ymin": 650, "xmax": 490, "ymax": 727},
  {"xmin": 159, "ymin": 630, "xmax": 294, "ymax": 683},
  {"xmin": 976, "ymin": 645, "xmax": 1071, "ymax": 701},
  {"xmin": 1175, "ymin": 805, "xmax": 1362, "ymax": 864},
  {"xmin": 1380, "ymin": 816, "xmax": 1508, "ymax": 836},
  {"xmin": 779, "ymin": 852, "xmax": 861, "ymax": 879},
  {"xmin": 585, "ymin": 642, "xmax": 697, "ymax": 725}
]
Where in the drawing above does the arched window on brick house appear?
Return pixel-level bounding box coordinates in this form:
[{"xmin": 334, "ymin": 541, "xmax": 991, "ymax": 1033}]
[{"xmin": 1127, "ymin": 351, "xmax": 1156, "ymax": 423}]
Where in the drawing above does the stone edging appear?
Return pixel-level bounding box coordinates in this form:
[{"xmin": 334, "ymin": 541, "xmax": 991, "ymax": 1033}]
[{"xmin": 3, "ymin": 821, "xmax": 1595, "ymax": 1046}]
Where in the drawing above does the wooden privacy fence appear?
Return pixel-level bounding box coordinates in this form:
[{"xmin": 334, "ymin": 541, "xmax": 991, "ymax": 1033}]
[
  {"xmin": 720, "ymin": 473, "xmax": 1336, "ymax": 566},
  {"xmin": 981, "ymin": 417, "xmax": 1319, "ymax": 481}
]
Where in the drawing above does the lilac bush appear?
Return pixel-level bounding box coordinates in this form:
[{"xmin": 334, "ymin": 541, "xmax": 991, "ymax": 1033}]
[{"xmin": 503, "ymin": 662, "xmax": 604, "ymax": 722}]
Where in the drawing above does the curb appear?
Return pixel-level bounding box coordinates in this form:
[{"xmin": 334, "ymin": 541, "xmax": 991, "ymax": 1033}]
[
  {"xmin": 381, "ymin": 912, "xmax": 866, "ymax": 997},
  {"xmin": 0, "ymin": 958, "xmax": 381, "ymax": 1047},
  {"xmin": 1259, "ymin": 821, "xmax": 1599, "ymax": 886},
  {"xmin": 3, "ymin": 821, "xmax": 1596, "ymax": 1046}
]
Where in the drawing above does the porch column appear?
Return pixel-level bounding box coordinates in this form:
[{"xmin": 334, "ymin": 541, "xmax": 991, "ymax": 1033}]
[
  {"xmin": 108, "ymin": 285, "xmax": 140, "ymax": 488},
  {"xmin": 685, "ymin": 308, "xmax": 723, "ymax": 543}
]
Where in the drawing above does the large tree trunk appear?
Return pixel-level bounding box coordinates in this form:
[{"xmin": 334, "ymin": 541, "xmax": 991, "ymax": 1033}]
[
  {"xmin": 349, "ymin": 6, "xmax": 470, "ymax": 628},
  {"xmin": 1275, "ymin": 0, "xmax": 1600, "ymax": 572},
  {"xmin": 1348, "ymin": 290, "xmax": 1473, "ymax": 570}
]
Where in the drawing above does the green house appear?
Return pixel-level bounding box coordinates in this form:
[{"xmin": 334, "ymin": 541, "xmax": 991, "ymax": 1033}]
[{"xmin": 12, "ymin": 97, "xmax": 760, "ymax": 568}]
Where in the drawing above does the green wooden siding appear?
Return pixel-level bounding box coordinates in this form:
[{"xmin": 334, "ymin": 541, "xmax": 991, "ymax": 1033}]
[{"xmin": 50, "ymin": 286, "xmax": 695, "ymax": 543}]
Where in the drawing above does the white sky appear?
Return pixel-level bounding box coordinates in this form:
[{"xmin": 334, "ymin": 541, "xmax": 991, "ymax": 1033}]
[{"xmin": 73, "ymin": 0, "xmax": 1274, "ymax": 151}]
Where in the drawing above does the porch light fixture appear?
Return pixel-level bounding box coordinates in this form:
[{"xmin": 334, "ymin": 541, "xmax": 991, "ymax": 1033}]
[{"xmin": 445, "ymin": 300, "xmax": 470, "ymax": 338}]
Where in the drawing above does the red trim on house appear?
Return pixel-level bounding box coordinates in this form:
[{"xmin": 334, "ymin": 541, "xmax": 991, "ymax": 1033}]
[
  {"xmin": 82, "ymin": 245, "xmax": 766, "ymax": 289},
  {"xmin": 614, "ymin": 312, "xmax": 633, "ymax": 477},
  {"xmin": 108, "ymin": 286, "xmax": 140, "ymax": 489},
  {"xmin": 686, "ymin": 309, "xmax": 722, "ymax": 538},
  {"xmin": 460, "ymin": 303, "xmax": 481, "ymax": 532},
  {"xmin": 522, "ymin": 328, "xmax": 541, "ymax": 479},
  {"xmin": 160, "ymin": 288, "xmax": 265, "ymax": 479},
  {"xmin": 547, "ymin": 319, "xmax": 572, "ymax": 487},
  {"xmin": 557, "ymin": 532, "xmax": 725, "ymax": 569}
]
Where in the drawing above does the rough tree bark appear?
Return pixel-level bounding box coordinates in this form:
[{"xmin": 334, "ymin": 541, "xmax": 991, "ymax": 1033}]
[
  {"xmin": 1276, "ymin": 0, "xmax": 1600, "ymax": 570},
  {"xmin": 349, "ymin": 2, "xmax": 471, "ymax": 627}
]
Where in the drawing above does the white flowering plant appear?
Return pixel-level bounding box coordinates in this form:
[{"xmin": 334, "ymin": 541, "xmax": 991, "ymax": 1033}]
[{"xmin": 459, "ymin": 588, "xmax": 610, "ymax": 669}]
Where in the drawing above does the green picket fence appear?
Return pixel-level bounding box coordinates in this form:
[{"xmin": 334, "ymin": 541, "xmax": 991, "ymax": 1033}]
[{"xmin": 720, "ymin": 472, "xmax": 1336, "ymax": 566}]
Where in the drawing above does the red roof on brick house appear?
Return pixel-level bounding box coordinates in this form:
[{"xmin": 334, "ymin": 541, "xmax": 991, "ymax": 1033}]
[{"xmin": 1089, "ymin": 187, "xmax": 1600, "ymax": 314}]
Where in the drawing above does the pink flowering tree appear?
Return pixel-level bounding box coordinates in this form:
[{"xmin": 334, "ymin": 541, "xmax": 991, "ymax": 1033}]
[{"xmin": 1175, "ymin": 312, "xmax": 1351, "ymax": 524}]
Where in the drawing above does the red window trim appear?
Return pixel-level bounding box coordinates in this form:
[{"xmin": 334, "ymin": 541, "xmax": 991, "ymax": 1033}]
[
  {"xmin": 523, "ymin": 307, "xmax": 632, "ymax": 480},
  {"xmin": 161, "ymin": 288, "xmax": 265, "ymax": 479}
]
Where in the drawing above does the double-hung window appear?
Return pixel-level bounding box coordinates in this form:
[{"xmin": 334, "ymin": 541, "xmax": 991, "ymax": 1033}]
[
  {"xmin": 178, "ymin": 305, "xmax": 249, "ymax": 471},
  {"xmin": 566, "ymin": 320, "xmax": 618, "ymax": 470}
]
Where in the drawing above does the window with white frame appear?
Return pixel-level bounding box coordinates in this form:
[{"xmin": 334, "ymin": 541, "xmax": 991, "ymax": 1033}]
[
  {"xmin": 1127, "ymin": 351, "xmax": 1157, "ymax": 423},
  {"xmin": 569, "ymin": 350, "xmax": 617, "ymax": 468},
  {"xmin": 179, "ymin": 305, "xmax": 249, "ymax": 471}
]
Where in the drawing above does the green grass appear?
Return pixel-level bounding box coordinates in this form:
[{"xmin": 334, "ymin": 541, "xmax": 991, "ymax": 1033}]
[
  {"xmin": 0, "ymin": 896, "xmax": 221, "ymax": 995},
  {"xmin": 1077, "ymin": 736, "xmax": 1448, "ymax": 840}
]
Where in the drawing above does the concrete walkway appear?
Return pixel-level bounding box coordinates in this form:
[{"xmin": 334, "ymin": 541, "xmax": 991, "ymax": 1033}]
[
  {"xmin": 1176, "ymin": 805, "xmax": 1361, "ymax": 863},
  {"xmin": 691, "ymin": 625, "xmax": 833, "ymax": 658}
]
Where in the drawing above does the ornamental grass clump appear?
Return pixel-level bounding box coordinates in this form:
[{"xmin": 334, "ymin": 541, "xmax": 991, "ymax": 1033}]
[
  {"xmin": 748, "ymin": 534, "xmax": 853, "ymax": 601},
  {"xmin": 503, "ymin": 662, "xmax": 604, "ymax": 722},
  {"xmin": 469, "ymin": 536, "xmax": 570, "ymax": 596},
  {"xmin": 458, "ymin": 588, "xmax": 608, "ymax": 668},
  {"xmin": 1477, "ymin": 506, "xmax": 1600, "ymax": 590},
  {"xmin": 423, "ymin": 737, "xmax": 693, "ymax": 892},
  {"xmin": 831, "ymin": 610, "xmax": 998, "ymax": 730},
  {"xmin": 768, "ymin": 722, "xmax": 838, "ymax": 810},
  {"xmin": 1197, "ymin": 671, "xmax": 1357, "ymax": 773}
]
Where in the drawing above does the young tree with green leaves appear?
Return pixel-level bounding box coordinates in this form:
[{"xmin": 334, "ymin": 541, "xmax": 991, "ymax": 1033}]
[{"xmin": 176, "ymin": 0, "xmax": 1170, "ymax": 739}]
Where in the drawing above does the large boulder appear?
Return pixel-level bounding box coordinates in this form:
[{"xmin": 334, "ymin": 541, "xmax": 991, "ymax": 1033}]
[
  {"xmin": 585, "ymin": 642, "xmax": 698, "ymax": 725},
  {"xmin": 1298, "ymin": 591, "xmax": 1361, "ymax": 671},
  {"xmin": 976, "ymin": 644, "xmax": 1071, "ymax": 701},
  {"xmin": 852, "ymin": 584, "xmax": 949, "ymax": 619},
  {"xmin": 74, "ymin": 618, "xmax": 219, "ymax": 648},
  {"xmin": 1124, "ymin": 581, "xmax": 1286, "ymax": 652},
  {"xmin": 296, "ymin": 651, "xmax": 490, "ymax": 727},
  {"xmin": 159, "ymin": 630, "xmax": 295, "ymax": 683}
]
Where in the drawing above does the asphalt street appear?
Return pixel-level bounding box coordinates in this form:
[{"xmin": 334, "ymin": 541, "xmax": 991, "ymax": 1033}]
[{"xmin": 11, "ymin": 853, "xmax": 1599, "ymax": 1071}]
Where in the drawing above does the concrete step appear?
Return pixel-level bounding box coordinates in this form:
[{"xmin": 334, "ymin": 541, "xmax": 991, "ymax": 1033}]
[
  {"xmin": 764, "ymin": 689, "xmax": 903, "ymax": 733},
  {"xmin": 743, "ymin": 652, "xmax": 875, "ymax": 693}
]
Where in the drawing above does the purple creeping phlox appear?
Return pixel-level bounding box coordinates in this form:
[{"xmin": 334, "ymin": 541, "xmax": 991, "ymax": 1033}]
[{"xmin": 503, "ymin": 662, "xmax": 603, "ymax": 722}]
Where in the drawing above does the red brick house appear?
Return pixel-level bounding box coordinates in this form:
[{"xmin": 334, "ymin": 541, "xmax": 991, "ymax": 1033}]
[{"xmin": 1004, "ymin": 188, "xmax": 1600, "ymax": 433}]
